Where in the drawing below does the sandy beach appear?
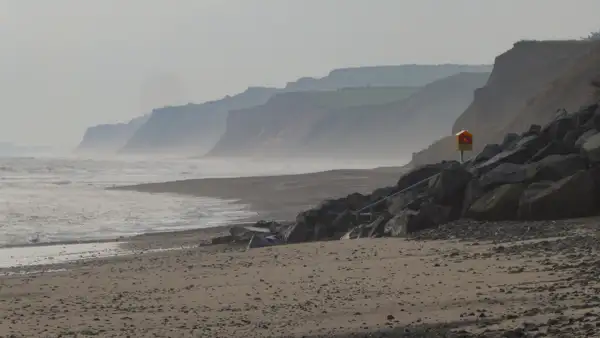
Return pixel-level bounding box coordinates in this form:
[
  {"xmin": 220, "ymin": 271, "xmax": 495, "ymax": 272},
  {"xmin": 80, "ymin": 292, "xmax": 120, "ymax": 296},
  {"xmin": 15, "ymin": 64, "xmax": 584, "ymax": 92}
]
[
  {"xmin": 1, "ymin": 217, "xmax": 600, "ymax": 337},
  {"xmin": 2, "ymin": 169, "xmax": 600, "ymax": 337}
]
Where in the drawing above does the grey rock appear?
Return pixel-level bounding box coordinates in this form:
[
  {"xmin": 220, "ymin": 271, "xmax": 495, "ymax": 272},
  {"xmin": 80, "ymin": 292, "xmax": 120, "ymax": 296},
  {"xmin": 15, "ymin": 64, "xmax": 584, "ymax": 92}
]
[
  {"xmin": 575, "ymin": 129, "xmax": 598, "ymax": 148},
  {"xmin": 428, "ymin": 166, "xmax": 473, "ymax": 204},
  {"xmin": 466, "ymin": 183, "xmax": 526, "ymax": 221},
  {"xmin": 530, "ymin": 153, "xmax": 588, "ymax": 182},
  {"xmin": 528, "ymin": 140, "xmax": 575, "ymax": 163},
  {"xmin": 582, "ymin": 132, "xmax": 600, "ymax": 162},
  {"xmin": 281, "ymin": 222, "xmax": 308, "ymax": 243},
  {"xmin": 472, "ymin": 144, "xmax": 502, "ymax": 164},
  {"xmin": 478, "ymin": 162, "xmax": 537, "ymax": 190},
  {"xmin": 501, "ymin": 133, "xmax": 520, "ymax": 150},
  {"xmin": 518, "ymin": 170, "xmax": 596, "ymax": 220}
]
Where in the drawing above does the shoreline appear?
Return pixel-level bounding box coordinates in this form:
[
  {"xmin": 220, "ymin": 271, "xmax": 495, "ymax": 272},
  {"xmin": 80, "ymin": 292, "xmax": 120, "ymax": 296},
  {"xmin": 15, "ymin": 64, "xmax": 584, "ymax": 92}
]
[
  {"xmin": 1, "ymin": 220, "xmax": 599, "ymax": 337},
  {"xmin": 110, "ymin": 166, "xmax": 405, "ymax": 221}
]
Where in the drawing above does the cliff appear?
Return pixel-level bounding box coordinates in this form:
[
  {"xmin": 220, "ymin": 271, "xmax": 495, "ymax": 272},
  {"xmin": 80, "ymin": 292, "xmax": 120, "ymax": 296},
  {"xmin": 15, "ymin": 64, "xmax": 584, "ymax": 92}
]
[
  {"xmin": 208, "ymin": 72, "xmax": 490, "ymax": 159},
  {"xmin": 79, "ymin": 64, "xmax": 491, "ymax": 156},
  {"xmin": 412, "ymin": 40, "xmax": 600, "ymax": 166},
  {"xmin": 76, "ymin": 115, "xmax": 149, "ymax": 153},
  {"xmin": 119, "ymin": 87, "xmax": 279, "ymax": 154},
  {"xmin": 284, "ymin": 64, "xmax": 492, "ymax": 91},
  {"xmin": 207, "ymin": 86, "xmax": 419, "ymax": 157}
]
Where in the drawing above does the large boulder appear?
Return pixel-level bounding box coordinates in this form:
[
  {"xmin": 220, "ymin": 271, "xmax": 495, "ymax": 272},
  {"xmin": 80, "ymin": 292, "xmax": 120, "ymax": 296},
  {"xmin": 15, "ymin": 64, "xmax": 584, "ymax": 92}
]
[
  {"xmin": 428, "ymin": 166, "xmax": 473, "ymax": 205},
  {"xmin": 528, "ymin": 140, "xmax": 575, "ymax": 163},
  {"xmin": 530, "ymin": 153, "xmax": 588, "ymax": 182},
  {"xmin": 466, "ymin": 183, "xmax": 526, "ymax": 221},
  {"xmin": 396, "ymin": 162, "xmax": 457, "ymax": 191},
  {"xmin": 517, "ymin": 170, "xmax": 597, "ymax": 220},
  {"xmin": 543, "ymin": 115, "xmax": 576, "ymax": 142},
  {"xmin": 384, "ymin": 203, "xmax": 452, "ymax": 237},
  {"xmin": 582, "ymin": 133, "xmax": 600, "ymax": 163},
  {"xmin": 472, "ymin": 144, "xmax": 502, "ymax": 164},
  {"xmin": 461, "ymin": 179, "xmax": 485, "ymax": 216},
  {"xmin": 575, "ymin": 129, "xmax": 598, "ymax": 148},
  {"xmin": 474, "ymin": 141, "xmax": 538, "ymax": 176},
  {"xmin": 478, "ymin": 163, "xmax": 536, "ymax": 190},
  {"xmin": 500, "ymin": 133, "xmax": 520, "ymax": 150}
]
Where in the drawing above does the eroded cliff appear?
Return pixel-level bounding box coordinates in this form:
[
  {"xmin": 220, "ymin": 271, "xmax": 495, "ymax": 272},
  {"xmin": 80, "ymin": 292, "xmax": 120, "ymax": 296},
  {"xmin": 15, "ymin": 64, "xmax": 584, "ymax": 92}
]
[
  {"xmin": 76, "ymin": 115, "xmax": 149, "ymax": 153},
  {"xmin": 412, "ymin": 40, "xmax": 600, "ymax": 166},
  {"xmin": 208, "ymin": 72, "xmax": 489, "ymax": 159},
  {"xmin": 119, "ymin": 87, "xmax": 279, "ymax": 154}
]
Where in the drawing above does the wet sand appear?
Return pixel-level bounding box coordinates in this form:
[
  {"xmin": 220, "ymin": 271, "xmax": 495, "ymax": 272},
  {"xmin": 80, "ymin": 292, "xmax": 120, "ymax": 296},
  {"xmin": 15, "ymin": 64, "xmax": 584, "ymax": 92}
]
[
  {"xmin": 1, "ymin": 220, "xmax": 600, "ymax": 337},
  {"xmin": 110, "ymin": 167, "xmax": 405, "ymax": 221}
]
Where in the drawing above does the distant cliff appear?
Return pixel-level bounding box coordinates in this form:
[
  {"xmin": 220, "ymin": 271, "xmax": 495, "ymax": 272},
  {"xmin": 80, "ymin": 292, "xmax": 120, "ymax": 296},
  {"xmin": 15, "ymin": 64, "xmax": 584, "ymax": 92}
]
[
  {"xmin": 411, "ymin": 40, "xmax": 600, "ymax": 166},
  {"xmin": 284, "ymin": 64, "xmax": 492, "ymax": 91},
  {"xmin": 208, "ymin": 72, "xmax": 490, "ymax": 159},
  {"xmin": 207, "ymin": 86, "xmax": 420, "ymax": 157},
  {"xmin": 78, "ymin": 64, "xmax": 492, "ymax": 156},
  {"xmin": 119, "ymin": 87, "xmax": 279, "ymax": 154},
  {"xmin": 76, "ymin": 115, "xmax": 149, "ymax": 153}
]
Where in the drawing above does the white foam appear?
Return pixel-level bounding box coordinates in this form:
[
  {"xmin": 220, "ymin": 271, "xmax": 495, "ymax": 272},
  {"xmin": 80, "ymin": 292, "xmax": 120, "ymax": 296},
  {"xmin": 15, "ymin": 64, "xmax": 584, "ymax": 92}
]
[{"xmin": 0, "ymin": 242, "xmax": 125, "ymax": 269}]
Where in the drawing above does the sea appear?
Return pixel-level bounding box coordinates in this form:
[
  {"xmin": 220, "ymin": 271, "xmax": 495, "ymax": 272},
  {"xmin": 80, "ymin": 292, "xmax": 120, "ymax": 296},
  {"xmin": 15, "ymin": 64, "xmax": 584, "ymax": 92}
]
[{"xmin": 0, "ymin": 155, "xmax": 401, "ymax": 248}]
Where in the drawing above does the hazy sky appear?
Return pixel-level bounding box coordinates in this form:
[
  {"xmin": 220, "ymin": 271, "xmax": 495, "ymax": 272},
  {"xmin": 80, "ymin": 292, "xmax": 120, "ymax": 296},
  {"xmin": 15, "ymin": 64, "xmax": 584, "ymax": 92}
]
[{"xmin": 1, "ymin": 0, "xmax": 600, "ymax": 149}]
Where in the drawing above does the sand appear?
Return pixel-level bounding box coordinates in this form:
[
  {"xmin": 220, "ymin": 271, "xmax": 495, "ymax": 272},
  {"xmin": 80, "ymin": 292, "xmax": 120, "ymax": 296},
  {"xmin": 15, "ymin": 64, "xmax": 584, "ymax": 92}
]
[
  {"xmin": 110, "ymin": 167, "xmax": 405, "ymax": 221},
  {"xmin": 3, "ymin": 169, "xmax": 600, "ymax": 337},
  {"xmin": 1, "ymin": 221, "xmax": 600, "ymax": 337}
]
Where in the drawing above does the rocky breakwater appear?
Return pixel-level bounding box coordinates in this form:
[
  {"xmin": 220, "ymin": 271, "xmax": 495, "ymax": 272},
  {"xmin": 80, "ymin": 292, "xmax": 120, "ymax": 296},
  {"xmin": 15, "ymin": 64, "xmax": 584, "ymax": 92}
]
[{"xmin": 222, "ymin": 102, "xmax": 600, "ymax": 247}]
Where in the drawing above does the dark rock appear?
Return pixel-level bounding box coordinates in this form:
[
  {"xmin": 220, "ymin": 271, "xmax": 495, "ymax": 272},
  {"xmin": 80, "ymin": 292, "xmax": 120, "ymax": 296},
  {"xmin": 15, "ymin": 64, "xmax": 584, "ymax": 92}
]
[
  {"xmin": 478, "ymin": 163, "xmax": 536, "ymax": 190},
  {"xmin": 387, "ymin": 189, "xmax": 424, "ymax": 215},
  {"xmin": 329, "ymin": 210, "xmax": 356, "ymax": 238},
  {"xmin": 461, "ymin": 179, "xmax": 485, "ymax": 216},
  {"xmin": 573, "ymin": 103, "xmax": 598, "ymax": 128},
  {"xmin": 575, "ymin": 129, "xmax": 598, "ymax": 148},
  {"xmin": 466, "ymin": 183, "xmax": 526, "ymax": 221},
  {"xmin": 518, "ymin": 170, "xmax": 596, "ymax": 220},
  {"xmin": 211, "ymin": 235, "xmax": 233, "ymax": 245},
  {"xmin": 530, "ymin": 154, "xmax": 588, "ymax": 182},
  {"xmin": 474, "ymin": 146, "xmax": 535, "ymax": 175},
  {"xmin": 345, "ymin": 192, "xmax": 369, "ymax": 210},
  {"xmin": 543, "ymin": 115, "xmax": 575, "ymax": 141},
  {"xmin": 396, "ymin": 162, "xmax": 456, "ymax": 191},
  {"xmin": 229, "ymin": 226, "xmax": 258, "ymax": 242},
  {"xmin": 247, "ymin": 234, "xmax": 283, "ymax": 249},
  {"xmin": 428, "ymin": 166, "xmax": 473, "ymax": 205},
  {"xmin": 472, "ymin": 144, "xmax": 502, "ymax": 164},
  {"xmin": 523, "ymin": 124, "xmax": 542, "ymax": 136},
  {"xmin": 281, "ymin": 222, "xmax": 309, "ymax": 243},
  {"xmin": 562, "ymin": 129, "xmax": 585, "ymax": 148},
  {"xmin": 384, "ymin": 203, "xmax": 451, "ymax": 236},
  {"xmin": 501, "ymin": 133, "xmax": 520, "ymax": 150},
  {"xmin": 367, "ymin": 214, "xmax": 392, "ymax": 238},
  {"xmin": 582, "ymin": 133, "xmax": 600, "ymax": 163},
  {"xmin": 528, "ymin": 140, "xmax": 575, "ymax": 163}
]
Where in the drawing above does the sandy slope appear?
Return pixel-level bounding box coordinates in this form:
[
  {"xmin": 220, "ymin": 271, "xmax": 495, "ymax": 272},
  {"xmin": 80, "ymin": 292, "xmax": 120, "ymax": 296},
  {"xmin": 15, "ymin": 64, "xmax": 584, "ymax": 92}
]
[{"xmin": 1, "ymin": 221, "xmax": 600, "ymax": 337}]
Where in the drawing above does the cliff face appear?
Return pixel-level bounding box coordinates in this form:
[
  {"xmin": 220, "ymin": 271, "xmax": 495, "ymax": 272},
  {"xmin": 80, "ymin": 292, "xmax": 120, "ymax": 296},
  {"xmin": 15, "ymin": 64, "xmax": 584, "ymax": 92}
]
[
  {"xmin": 78, "ymin": 64, "xmax": 491, "ymax": 156},
  {"xmin": 209, "ymin": 72, "xmax": 489, "ymax": 159},
  {"xmin": 284, "ymin": 64, "xmax": 492, "ymax": 91},
  {"xmin": 207, "ymin": 87, "xmax": 419, "ymax": 157},
  {"xmin": 119, "ymin": 87, "xmax": 279, "ymax": 154},
  {"xmin": 412, "ymin": 40, "xmax": 600, "ymax": 166},
  {"xmin": 76, "ymin": 115, "xmax": 149, "ymax": 153}
]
